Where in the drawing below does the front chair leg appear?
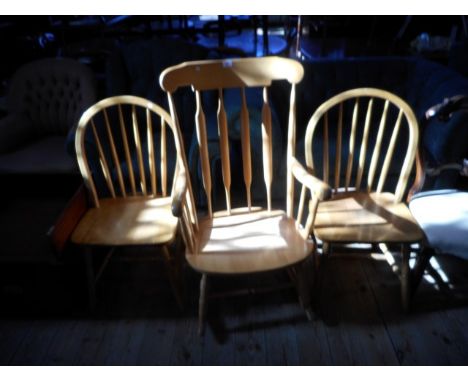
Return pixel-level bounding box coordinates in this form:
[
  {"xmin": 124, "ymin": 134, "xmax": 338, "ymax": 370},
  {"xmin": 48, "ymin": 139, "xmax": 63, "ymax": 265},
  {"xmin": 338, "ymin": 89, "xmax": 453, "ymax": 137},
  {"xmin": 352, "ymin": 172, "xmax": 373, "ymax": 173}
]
[
  {"xmin": 198, "ymin": 273, "xmax": 208, "ymax": 336},
  {"xmin": 401, "ymin": 244, "xmax": 411, "ymax": 313}
]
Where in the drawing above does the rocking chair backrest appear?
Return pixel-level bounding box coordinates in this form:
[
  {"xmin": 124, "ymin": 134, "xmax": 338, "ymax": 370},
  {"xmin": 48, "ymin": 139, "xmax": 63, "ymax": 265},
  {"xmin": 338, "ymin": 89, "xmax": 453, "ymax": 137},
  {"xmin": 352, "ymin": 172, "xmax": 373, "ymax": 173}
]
[{"xmin": 160, "ymin": 56, "xmax": 304, "ymax": 220}]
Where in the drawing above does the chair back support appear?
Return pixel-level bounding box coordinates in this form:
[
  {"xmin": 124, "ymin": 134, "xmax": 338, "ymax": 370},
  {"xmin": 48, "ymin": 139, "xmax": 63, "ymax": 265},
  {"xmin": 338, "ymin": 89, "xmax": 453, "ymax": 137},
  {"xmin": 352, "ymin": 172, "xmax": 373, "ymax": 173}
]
[
  {"xmin": 75, "ymin": 95, "xmax": 182, "ymax": 208},
  {"xmin": 304, "ymin": 88, "xmax": 419, "ymax": 202},
  {"xmin": 160, "ymin": 56, "xmax": 304, "ymax": 223}
]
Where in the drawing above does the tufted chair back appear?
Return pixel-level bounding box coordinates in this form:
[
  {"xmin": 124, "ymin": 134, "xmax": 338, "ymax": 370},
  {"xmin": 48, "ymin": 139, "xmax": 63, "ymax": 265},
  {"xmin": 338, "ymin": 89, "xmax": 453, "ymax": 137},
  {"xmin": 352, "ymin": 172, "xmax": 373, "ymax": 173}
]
[{"xmin": 7, "ymin": 58, "xmax": 96, "ymax": 136}]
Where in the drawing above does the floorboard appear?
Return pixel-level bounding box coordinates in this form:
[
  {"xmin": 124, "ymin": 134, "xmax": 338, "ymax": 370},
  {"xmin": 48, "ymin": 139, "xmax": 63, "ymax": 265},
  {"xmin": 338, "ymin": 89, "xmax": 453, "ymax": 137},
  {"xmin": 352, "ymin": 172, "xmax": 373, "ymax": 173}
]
[{"xmin": 1, "ymin": 217, "xmax": 468, "ymax": 366}]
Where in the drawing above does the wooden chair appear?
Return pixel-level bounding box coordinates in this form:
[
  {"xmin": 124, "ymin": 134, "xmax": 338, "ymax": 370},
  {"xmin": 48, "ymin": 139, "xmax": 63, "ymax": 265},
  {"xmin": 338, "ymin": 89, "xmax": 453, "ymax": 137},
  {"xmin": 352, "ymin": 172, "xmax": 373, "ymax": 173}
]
[
  {"xmin": 160, "ymin": 56, "xmax": 331, "ymax": 334},
  {"xmin": 303, "ymin": 88, "xmax": 425, "ymax": 311},
  {"xmin": 71, "ymin": 95, "xmax": 185, "ymax": 309}
]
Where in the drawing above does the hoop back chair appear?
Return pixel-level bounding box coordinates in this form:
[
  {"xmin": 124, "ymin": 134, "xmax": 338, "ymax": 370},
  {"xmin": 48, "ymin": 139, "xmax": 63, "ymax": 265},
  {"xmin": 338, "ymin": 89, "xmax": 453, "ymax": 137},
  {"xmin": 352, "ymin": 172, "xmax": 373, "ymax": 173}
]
[
  {"xmin": 160, "ymin": 56, "xmax": 331, "ymax": 334},
  {"xmin": 303, "ymin": 88, "xmax": 425, "ymax": 310},
  {"xmin": 71, "ymin": 95, "xmax": 185, "ymax": 308}
]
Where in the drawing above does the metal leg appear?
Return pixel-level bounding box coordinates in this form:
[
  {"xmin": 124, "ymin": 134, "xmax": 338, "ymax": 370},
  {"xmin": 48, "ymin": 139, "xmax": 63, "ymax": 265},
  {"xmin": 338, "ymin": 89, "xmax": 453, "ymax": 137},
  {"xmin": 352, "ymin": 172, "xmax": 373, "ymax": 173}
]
[
  {"xmin": 198, "ymin": 273, "xmax": 208, "ymax": 336},
  {"xmin": 84, "ymin": 246, "xmax": 96, "ymax": 310},
  {"xmin": 401, "ymin": 244, "xmax": 411, "ymax": 313}
]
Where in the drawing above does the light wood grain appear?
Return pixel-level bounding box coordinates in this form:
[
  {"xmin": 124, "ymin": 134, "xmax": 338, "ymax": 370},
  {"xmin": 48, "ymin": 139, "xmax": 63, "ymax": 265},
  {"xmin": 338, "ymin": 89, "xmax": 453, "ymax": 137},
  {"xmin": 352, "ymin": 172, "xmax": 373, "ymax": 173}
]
[
  {"xmin": 240, "ymin": 87, "xmax": 252, "ymax": 210},
  {"xmin": 345, "ymin": 98, "xmax": 359, "ymax": 191},
  {"xmin": 132, "ymin": 105, "xmax": 147, "ymax": 196},
  {"xmin": 71, "ymin": 196, "xmax": 178, "ymax": 246},
  {"xmin": 290, "ymin": 156, "xmax": 332, "ymax": 201},
  {"xmin": 118, "ymin": 104, "xmax": 136, "ymax": 195},
  {"xmin": 74, "ymin": 96, "xmax": 185, "ymax": 308},
  {"xmin": 304, "ymin": 88, "xmax": 419, "ymax": 203},
  {"xmin": 368, "ymin": 99, "xmax": 389, "ymax": 191},
  {"xmin": 195, "ymin": 90, "xmax": 212, "ymax": 217},
  {"xmin": 160, "ymin": 116, "xmax": 167, "ymax": 197},
  {"xmin": 160, "ymin": 57, "xmax": 313, "ymax": 331},
  {"xmin": 217, "ymin": 88, "xmax": 231, "ymax": 214},
  {"xmin": 186, "ymin": 208, "xmax": 313, "ymax": 275},
  {"xmin": 303, "ymin": 88, "xmax": 421, "ymax": 309},
  {"xmin": 160, "ymin": 56, "xmax": 304, "ymax": 93},
  {"xmin": 313, "ymin": 191, "xmax": 423, "ymax": 243},
  {"xmin": 286, "ymin": 84, "xmax": 297, "ymax": 217},
  {"xmin": 323, "ymin": 112, "xmax": 329, "ymax": 185},
  {"xmin": 74, "ymin": 95, "xmax": 183, "ymax": 248},
  {"xmin": 103, "ymin": 109, "xmax": 125, "ymax": 196},
  {"xmin": 147, "ymin": 108, "xmax": 157, "ymax": 196},
  {"xmin": 377, "ymin": 109, "xmax": 403, "ymax": 194},
  {"xmin": 261, "ymin": 86, "xmax": 273, "ymax": 211},
  {"xmin": 334, "ymin": 103, "xmax": 343, "ymax": 191},
  {"xmin": 91, "ymin": 118, "xmax": 115, "ymax": 199},
  {"xmin": 356, "ymin": 98, "xmax": 373, "ymax": 189}
]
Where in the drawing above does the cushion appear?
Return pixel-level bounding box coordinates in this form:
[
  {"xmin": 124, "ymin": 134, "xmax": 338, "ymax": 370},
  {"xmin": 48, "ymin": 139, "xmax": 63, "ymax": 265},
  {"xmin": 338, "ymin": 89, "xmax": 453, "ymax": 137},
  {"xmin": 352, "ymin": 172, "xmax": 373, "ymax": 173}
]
[{"xmin": 409, "ymin": 190, "xmax": 468, "ymax": 259}]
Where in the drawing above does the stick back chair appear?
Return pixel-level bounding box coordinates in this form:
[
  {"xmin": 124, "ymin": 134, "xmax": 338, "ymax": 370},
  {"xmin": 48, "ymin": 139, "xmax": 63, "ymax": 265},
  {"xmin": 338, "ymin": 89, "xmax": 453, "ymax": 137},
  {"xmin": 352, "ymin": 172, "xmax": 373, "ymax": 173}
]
[
  {"xmin": 160, "ymin": 56, "xmax": 331, "ymax": 334},
  {"xmin": 303, "ymin": 88, "xmax": 425, "ymax": 310},
  {"xmin": 71, "ymin": 95, "xmax": 185, "ymax": 308}
]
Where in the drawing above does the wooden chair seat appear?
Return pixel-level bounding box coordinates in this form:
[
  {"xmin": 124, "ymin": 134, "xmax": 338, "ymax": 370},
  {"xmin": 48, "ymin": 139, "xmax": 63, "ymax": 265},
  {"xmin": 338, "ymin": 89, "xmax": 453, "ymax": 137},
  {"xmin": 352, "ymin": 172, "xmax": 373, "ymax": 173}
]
[
  {"xmin": 187, "ymin": 208, "xmax": 314, "ymax": 275},
  {"xmin": 71, "ymin": 196, "xmax": 178, "ymax": 246},
  {"xmin": 313, "ymin": 191, "xmax": 424, "ymax": 243}
]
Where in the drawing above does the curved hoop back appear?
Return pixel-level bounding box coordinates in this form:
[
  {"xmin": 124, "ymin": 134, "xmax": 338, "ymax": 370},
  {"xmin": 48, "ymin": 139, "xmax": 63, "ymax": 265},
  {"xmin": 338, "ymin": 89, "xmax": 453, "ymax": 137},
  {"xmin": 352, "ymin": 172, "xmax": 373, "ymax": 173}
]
[
  {"xmin": 304, "ymin": 88, "xmax": 419, "ymax": 202},
  {"xmin": 75, "ymin": 95, "xmax": 182, "ymax": 207}
]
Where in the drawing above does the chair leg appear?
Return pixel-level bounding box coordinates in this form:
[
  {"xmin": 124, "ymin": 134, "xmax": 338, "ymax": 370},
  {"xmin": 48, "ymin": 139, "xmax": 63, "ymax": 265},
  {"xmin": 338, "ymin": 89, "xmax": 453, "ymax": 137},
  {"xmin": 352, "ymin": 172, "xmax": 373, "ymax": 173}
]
[
  {"xmin": 198, "ymin": 273, "xmax": 208, "ymax": 336},
  {"xmin": 84, "ymin": 246, "xmax": 96, "ymax": 310},
  {"xmin": 162, "ymin": 245, "xmax": 185, "ymax": 311},
  {"xmin": 314, "ymin": 242, "xmax": 330, "ymax": 309},
  {"xmin": 401, "ymin": 244, "xmax": 411, "ymax": 313},
  {"xmin": 322, "ymin": 241, "xmax": 331, "ymax": 258},
  {"xmin": 411, "ymin": 246, "xmax": 433, "ymax": 298},
  {"xmin": 296, "ymin": 262, "xmax": 313, "ymax": 321}
]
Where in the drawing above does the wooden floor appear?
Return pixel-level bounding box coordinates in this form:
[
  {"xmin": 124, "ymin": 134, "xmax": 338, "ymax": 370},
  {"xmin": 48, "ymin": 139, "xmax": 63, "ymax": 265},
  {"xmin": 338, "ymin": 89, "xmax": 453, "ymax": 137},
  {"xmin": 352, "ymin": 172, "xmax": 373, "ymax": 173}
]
[
  {"xmin": 0, "ymin": 191, "xmax": 467, "ymax": 365},
  {"xmin": 1, "ymin": 248, "xmax": 468, "ymax": 365}
]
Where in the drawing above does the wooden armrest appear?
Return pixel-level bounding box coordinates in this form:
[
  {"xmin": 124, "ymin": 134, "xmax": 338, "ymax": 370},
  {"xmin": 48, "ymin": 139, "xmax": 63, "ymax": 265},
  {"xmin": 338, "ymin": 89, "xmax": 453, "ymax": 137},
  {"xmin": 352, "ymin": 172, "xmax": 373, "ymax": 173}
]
[
  {"xmin": 171, "ymin": 165, "xmax": 187, "ymax": 217},
  {"xmin": 291, "ymin": 157, "xmax": 332, "ymax": 201}
]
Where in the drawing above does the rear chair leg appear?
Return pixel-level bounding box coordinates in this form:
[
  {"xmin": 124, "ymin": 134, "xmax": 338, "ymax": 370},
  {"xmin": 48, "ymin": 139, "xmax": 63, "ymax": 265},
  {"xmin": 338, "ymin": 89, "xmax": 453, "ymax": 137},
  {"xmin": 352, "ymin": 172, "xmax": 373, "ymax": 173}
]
[
  {"xmin": 198, "ymin": 273, "xmax": 208, "ymax": 336},
  {"xmin": 401, "ymin": 244, "xmax": 411, "ymax": 313},
  {"xmin": 296, "ymin": 262, "xmax": 313, "ymax": 320},
  {"xmin": 162, "ymin": 245, "xmax": 185, "ymax": 311}
]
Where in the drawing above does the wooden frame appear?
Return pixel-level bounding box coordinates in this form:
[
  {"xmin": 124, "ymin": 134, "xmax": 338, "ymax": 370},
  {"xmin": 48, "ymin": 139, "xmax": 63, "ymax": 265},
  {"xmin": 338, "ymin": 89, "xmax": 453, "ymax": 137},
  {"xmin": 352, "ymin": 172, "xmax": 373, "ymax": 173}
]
[
  {"xmin": 72, "ymin": 95, "xmax": 186, "ymax": 309},
  {"xmin": 160, "ymin": 56, "xmax": 331, "ymax": 334},
  {"xmin": 302, "ymin": 88, "xmax": 426, "ymax": 311}
]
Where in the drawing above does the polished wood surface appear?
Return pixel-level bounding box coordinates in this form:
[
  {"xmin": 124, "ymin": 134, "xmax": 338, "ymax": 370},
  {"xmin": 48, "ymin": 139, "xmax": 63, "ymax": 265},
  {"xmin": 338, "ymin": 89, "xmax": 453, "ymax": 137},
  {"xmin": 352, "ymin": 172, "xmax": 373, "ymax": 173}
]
[
  {"xmin": 186, "ymin": 208, "xmax": 314, "ymax": 275},
  {"xmin": 160, "ymin": 56, "xmax": 317, "ymax": 333},
  {"xmin": 160, "ymin": 56, "xmax": 304, "ymax": 93},
  {"xmin": 71, "ymin": 196, "xmax": 178, "ymax": 246},
  {"xmin": 217, "ymin": 88, "xmax": 231, "ymax": 213},
  {"xmin": 75, "ymin": 95, "xmax": 182, "ymax": 207},
  {"xmin": 305, "ymin": 88, "xmax": 419, "ymax": 203},
  {"xmin": 240, "ymin": 87, "xmax": 252, "ymax": 210},
  {"xmin": 73, "ymin": 95, "xmax": 185, "ymax": 308},
  {"xmin": 304, "ymin": 88, "xmax": 422, "ymax": 310},
  {"xmin": 313, "ymin": 191, "xmax": 424, "ymax": 243},
  {"xmin": 160, "ymin": 57, "xmax": 309, "ymax": 253}
]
